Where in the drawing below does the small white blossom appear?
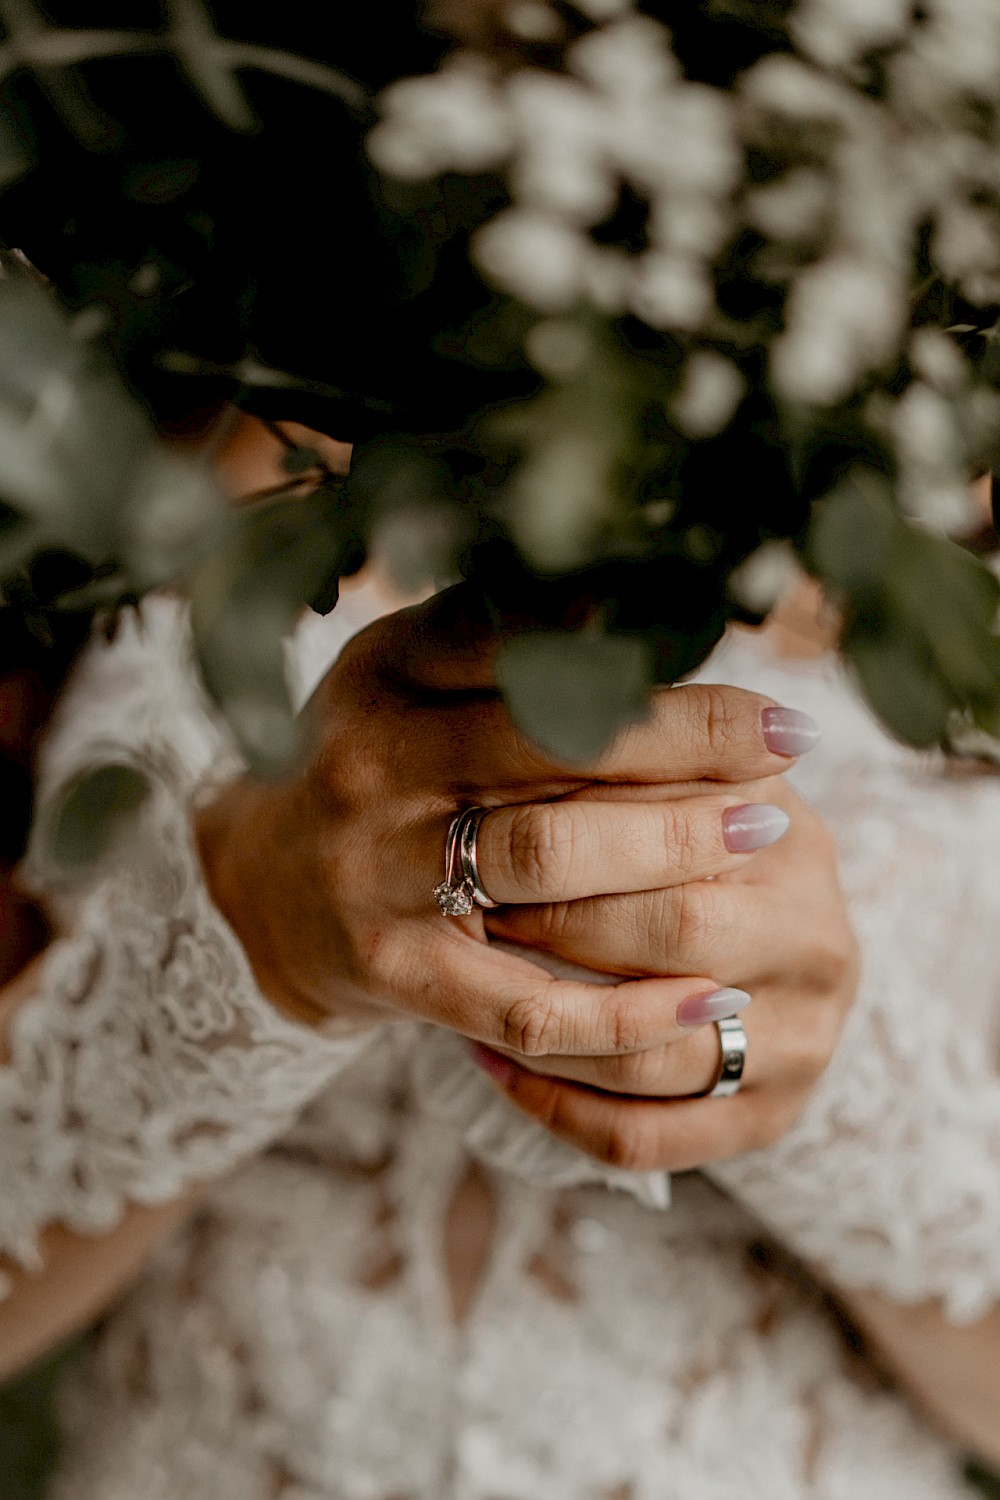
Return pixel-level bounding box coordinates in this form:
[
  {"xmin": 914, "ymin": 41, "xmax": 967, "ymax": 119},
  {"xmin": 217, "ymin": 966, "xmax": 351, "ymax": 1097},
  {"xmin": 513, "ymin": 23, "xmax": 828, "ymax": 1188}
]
[
  {"xmin": 580, "ymin": 246, "xmax": 631, "ymax": 313},
  {"xmin": 746, "ymin": 168, "xmax": 829, "ymax": 242},
  {"xmin": 367, "ymin": 62, "xmax": 510, "ymax": 180},
  {"xmin": 771, "ymin": 256, "xmax": 905, "ymax": 404},
  {"xmin": 913, "ymin": 0, "xmax": 1000, "ymax": 97},
  {"xmin": 908, "ymin": 329, "xmax": 968, "ymax": 392},
  {"xmin": 473, "ymin": 208, "xmax": 588, "ymax": 310},
  {"xmin": 893, "ymin": 382, "xmax": 959, "ymax": 471},
  {"xmin": 617, "ymin": 87, "xmax": 739, "ymax": 200},
  {"xmin": 792, "ymin": 0, "xmax": 912, "ymax": 67},
  {"xmin": 742, "ymin": 54, "xmax": 855, "ymax": 123},
  {"xmin": 629, "ymin": 253, "xmax": 714, "ymax": 332},
  {"xmin": 671, "ymin": 353, "xmax": 746, "ymax": 438},
  {"xmin": 648, "ymin": 193, "xmax": 729, "ymax": 258},
  {"xmin": 507, "ymin": 72, "xmax": 615, "ymax": 222},
  {"xmin": 569, "ymin": 16, "xmax": 677, "ymax": 97},
  {"xmin": 571, "ymin": 0, "xmax": 634, "ymax": 20},
  {"xmin": 933, "ymin": 202, "xmax": 1000, "ymax": 292},
  {"xmin": 728, "ymin": 541, "xmax": 799, "ymax": 613},
  {"xmin": 506, "ymin": 2, "xmax": 562, "ymax": 42}
]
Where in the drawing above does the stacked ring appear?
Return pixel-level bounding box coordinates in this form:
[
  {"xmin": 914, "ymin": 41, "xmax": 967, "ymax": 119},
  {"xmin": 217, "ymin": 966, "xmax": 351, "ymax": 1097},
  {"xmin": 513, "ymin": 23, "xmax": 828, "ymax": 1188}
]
[{"xmin": 433, "ymin": 807, "xmax": 498, "ymax": 916}]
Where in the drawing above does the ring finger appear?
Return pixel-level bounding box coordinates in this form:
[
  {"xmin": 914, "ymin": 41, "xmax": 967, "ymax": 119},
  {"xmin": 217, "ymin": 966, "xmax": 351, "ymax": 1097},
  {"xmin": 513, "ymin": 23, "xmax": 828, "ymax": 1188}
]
[{"xmin": 471, "ymin": 796, "xmax": 789, "ymax": 906}]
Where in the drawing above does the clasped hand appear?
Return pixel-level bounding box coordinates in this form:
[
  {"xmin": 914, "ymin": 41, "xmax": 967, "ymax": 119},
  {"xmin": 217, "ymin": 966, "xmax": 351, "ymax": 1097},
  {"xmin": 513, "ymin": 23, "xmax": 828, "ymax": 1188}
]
[{"xmin": 198, "ymin": 587, "xmax": 858, "ymax": 1173}]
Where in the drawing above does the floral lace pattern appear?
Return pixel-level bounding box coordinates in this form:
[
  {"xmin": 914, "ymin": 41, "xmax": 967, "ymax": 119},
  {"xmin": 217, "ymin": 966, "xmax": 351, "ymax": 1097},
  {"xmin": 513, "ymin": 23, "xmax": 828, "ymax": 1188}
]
[
  {"xmin": 703, "ymin": 632, "xmax": 1000, "ymax": 1323},
  {"xmin": 50, "ymin": 1033, "xmax": 973, "ymax": 1500},
  {"xmin": 0, "ymin": 602, "xmax": 370, "ymax": 1288}
]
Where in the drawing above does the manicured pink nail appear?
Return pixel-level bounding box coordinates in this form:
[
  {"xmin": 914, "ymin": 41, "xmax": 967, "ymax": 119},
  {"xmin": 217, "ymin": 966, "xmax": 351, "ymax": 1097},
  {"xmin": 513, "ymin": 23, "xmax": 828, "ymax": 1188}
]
[
  {"xmin": 467, "ymin": 1041, "xmax": 515, "ymax": 1085},
  {"xmin": 677, "ymin": 986, "xmax": 751, "ymax": 1028},
  {"xmin": 761, "ymin": 705, "xmax": 820, "ymax": 757},
  {"xmin": 723, "ymin": 802, "xmax": 790, "ymax": 853}
]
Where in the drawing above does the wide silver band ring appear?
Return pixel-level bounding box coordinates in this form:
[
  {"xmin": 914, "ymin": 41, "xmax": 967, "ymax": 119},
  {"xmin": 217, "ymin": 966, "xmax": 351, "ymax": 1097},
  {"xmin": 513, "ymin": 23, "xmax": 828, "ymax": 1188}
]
[
  {"xmin": 433, "ymin": 807, "xmax": 499, "ymax": 916},
  {"xmin": 708, "ymin": 1015, "xmax": 748, "ymax": 1098}
]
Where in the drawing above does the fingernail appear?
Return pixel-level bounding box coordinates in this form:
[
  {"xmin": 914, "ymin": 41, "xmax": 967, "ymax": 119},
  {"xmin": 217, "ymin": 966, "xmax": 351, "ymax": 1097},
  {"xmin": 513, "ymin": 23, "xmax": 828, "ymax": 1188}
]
[
  {"xmin": 467, "ymin": 1041, "xmax": 515, "ymax": 1085},
  {"xmin": 761, "ymin": 705, "xmax": 821, "ymax": 757},
  {"xmin": 723, "ymin": 802, "xmax": 790, "ymax": 853},
  {"xmin": 677, "ymin": 986, "xmax": 752, "ymax": 1028}
]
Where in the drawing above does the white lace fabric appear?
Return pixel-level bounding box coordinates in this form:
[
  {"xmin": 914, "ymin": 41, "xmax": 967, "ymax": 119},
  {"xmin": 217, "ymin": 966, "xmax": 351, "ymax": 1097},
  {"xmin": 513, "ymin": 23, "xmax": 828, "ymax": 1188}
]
[
  {"xmin": 701, "ymin": 632, "xmax": 1000, "ymax": 1324},
  {"xmin": 0, "ymin": 601, "xmax": 370, "ymax": 1285}
]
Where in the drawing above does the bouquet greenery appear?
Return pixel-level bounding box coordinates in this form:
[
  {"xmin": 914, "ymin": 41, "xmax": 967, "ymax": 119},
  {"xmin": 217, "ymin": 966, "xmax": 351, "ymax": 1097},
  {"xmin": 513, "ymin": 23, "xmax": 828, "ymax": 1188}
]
[{"xmin": 2, "ymin": 0, "xmax": 1000, "ymax": 857}]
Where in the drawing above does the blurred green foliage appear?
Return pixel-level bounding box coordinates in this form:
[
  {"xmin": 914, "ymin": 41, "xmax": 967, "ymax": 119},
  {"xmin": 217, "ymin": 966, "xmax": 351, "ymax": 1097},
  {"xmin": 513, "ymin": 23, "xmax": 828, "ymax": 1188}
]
[{"xmin": 0, "ymin": 0, "xmax": 999, "ymax": 862}]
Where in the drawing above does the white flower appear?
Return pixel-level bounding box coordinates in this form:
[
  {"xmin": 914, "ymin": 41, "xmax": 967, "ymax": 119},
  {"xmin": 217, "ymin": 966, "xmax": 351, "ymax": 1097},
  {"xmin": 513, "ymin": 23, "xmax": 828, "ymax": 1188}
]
[
  {"xmin": 507, "ymin": 72, "xmax": 615, "ymax": 222},
  {"xmin": 742, "ymin": 54, "xmax": 856, "ymax": 124},
  {"xmin": 792, "ymin": 0, "xmax": 912, "ymax": 67},
  {"xmin": 671, "ymin": 353, "xmax": 746, "ymax": 438},
  {"xmin": 473, "ymin": 208, "xmax": 588, "ymax": 310},
  {"xmin": 933, "ymin": 202, "xmax": 1000, "ymax": 290},
  {"xmin": 569, "ymin": 15, "xmax": 677, "ymax": 98},
  {"xmin": 746, "ymin": 168, "xmax": 830, "ymax": 243},
  {"xmin": 771, "ymin": 256, "xmax": 905, "ymax": 404},
  {"xmin": 892, "ymin": 382, "xmax": 958, "ymax": 471},
  {"xmin": 648, "ymin": 193, "xmax": 730, "ymax": 259},
  {"xmin": 629, "ymin": 252, "xmax": 714, "ymax": 331},
  {"xmin": 728, "ymin": 540, "xmax": 799, "ymax": 612},
  {"xmin": 908, "ymin": 329, "xmax": 968, "ymax": 392},
  {"xmin": 367, "ymin": 61, "xmax": 511, "ymax": 180},
  {"xmin": 572, "ymin": 0, "xmax": 634, "ymax": 20},
  {"xmin": 615, "ymin": 86, "xmax": 739, "ymax": 200},
  {"xmin": 912, "ymin": 0, "xmax": 1000, "ymax": 97}
]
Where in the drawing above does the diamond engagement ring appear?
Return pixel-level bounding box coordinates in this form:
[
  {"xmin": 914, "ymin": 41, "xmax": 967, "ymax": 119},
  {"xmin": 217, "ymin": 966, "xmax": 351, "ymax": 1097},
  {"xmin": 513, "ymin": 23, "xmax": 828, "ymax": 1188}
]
[
  {"xmin": 433, "ymin": 807, "xmax": 498, "ymax": 916},
  {"xmin": 707, "ymin": 1015, "xmax": 748, "ymax": 1098}
]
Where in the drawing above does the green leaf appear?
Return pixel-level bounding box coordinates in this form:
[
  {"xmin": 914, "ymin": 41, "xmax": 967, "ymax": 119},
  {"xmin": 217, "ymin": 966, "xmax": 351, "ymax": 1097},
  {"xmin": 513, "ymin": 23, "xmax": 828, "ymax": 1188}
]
[
  {"xmin": 497, "ymin": 630, "xmax": 653, "ymax": 764},
  {"xmin": 190, "ymin": 487, "xmax": 350, "ymax": 774},
  {"xmin": 805, "ymin": 469, "xmax": 896, "ymax": 597},
  {"xmin": 40, "ymin": 764, "xmax": 151, "ymax": 875},
  {"xmin": 844, "ymin": 624, "xmax": 953, "ymax": 746}
]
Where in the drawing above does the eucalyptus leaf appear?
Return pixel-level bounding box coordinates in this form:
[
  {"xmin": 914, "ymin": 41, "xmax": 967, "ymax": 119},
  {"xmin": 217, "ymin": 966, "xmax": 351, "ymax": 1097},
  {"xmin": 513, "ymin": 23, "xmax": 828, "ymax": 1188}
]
[
  {"xmin": 40, "ymin": 763, "xmax": 151, "ymax": 875},
  {"xmin": 190, "ymin": 488, "xmax": 351, "ymax": 774},
  {"xmin": 845, "ymin": 625, "xmax": 953, "ymax": 747},
  {"xmin": 497, "ymin": 630, "xmax": 653, "ymax": 764},
  {"xmin": 806, "ymin": 469, "xmax": 896, "ymax": 597}
]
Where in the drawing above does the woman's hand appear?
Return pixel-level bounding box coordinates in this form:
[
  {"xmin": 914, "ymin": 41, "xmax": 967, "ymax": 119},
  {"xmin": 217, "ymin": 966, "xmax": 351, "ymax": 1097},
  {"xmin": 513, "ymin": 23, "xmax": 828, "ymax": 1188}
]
[
  {"xmin": 196, "ymin": 588, "xmax": 816, "ymax": 1069},
  {"xmin": 473, "ymin": 774, "xmax": 858, "ymax": 1171}
]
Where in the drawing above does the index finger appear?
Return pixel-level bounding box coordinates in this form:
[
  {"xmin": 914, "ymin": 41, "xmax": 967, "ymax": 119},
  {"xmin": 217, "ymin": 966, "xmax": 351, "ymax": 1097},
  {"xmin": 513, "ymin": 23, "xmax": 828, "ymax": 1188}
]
[{"xmin": 424, "ymin": 682, "xmax": 819, "ymax": 789}]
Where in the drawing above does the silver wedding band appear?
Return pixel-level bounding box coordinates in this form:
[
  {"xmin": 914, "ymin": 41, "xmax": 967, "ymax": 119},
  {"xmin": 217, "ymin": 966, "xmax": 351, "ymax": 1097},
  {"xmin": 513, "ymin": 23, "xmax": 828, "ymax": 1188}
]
[
  {"xmin": 708, "ymin": 1015, "xmax": 748, "ymax": 1098},
  {"xmin": 433, "ymin": 806, "xmax": 498, "ymax": 916}
]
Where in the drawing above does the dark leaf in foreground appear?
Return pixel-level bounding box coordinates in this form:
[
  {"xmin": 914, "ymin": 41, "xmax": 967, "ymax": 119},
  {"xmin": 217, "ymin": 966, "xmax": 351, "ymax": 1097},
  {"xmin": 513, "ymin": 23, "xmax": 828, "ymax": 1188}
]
[{"xmin": 497, "ymin": 629, "xmax": 653, "ymax": 764}]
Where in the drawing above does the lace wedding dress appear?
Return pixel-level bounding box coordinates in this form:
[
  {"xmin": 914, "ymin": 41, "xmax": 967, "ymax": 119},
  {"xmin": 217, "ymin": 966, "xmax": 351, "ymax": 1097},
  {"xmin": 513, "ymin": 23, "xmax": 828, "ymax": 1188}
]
[{"xmin": 7, "ymin": 586, "xmax": 1000, "ymax": 1500}]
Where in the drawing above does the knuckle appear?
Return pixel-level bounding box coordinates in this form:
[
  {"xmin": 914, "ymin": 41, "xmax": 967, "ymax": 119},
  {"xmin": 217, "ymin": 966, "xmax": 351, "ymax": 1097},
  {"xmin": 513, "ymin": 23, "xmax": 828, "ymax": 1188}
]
[
  {"xmin": 599, "ymin": 1115, "xmax": 658, "ymax": 1172},
  {"xmin": 608, "ymin": 1048, "xmax": 658, "ymax": 1093},
  {"xmin": 501, "ymin": 985, "xmax": 562, "ymax": 1058},
  {"xmin": 670, "ymin": 882, "xmax": 720, "ymax": 959},
  {"xmin": 700, "ymin": 684, "xmax": 747, "ymax": 762},
  {"xmin": 662, "ymin": 804, "xmax": 701, "ymax": 877},
  {"xmin": 506, "ymin": 803, "xmax": 572, "ymax": 900},
  {"xmin": 600, "ymin": 991, "xmax": 649, "ymax": 1055}
]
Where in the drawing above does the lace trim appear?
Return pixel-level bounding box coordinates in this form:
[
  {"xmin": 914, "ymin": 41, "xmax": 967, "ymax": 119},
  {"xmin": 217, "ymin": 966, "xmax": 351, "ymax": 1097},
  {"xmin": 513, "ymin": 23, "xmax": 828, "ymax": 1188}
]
[
  {"xmin": 701, "ymin": 632, "xmax": 1000, "ymax": 1323},
  {"xmin": 0, "ymin": 602, "xmax": 369, "ymax": 1285}
]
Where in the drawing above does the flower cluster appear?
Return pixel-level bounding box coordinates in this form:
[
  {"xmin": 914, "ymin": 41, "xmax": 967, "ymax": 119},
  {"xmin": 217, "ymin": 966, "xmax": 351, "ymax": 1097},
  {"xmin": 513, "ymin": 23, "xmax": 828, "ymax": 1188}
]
[{"xmin": 370, "ymin": 0, "xmax": 1000, "ymax": 540}]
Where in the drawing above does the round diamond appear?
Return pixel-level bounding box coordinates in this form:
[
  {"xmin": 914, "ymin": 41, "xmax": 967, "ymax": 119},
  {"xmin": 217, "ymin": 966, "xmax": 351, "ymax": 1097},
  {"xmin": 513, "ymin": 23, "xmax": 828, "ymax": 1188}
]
[{"xmin": 434, "ymin": 881, "xmax": 475, "ymax": 916}]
